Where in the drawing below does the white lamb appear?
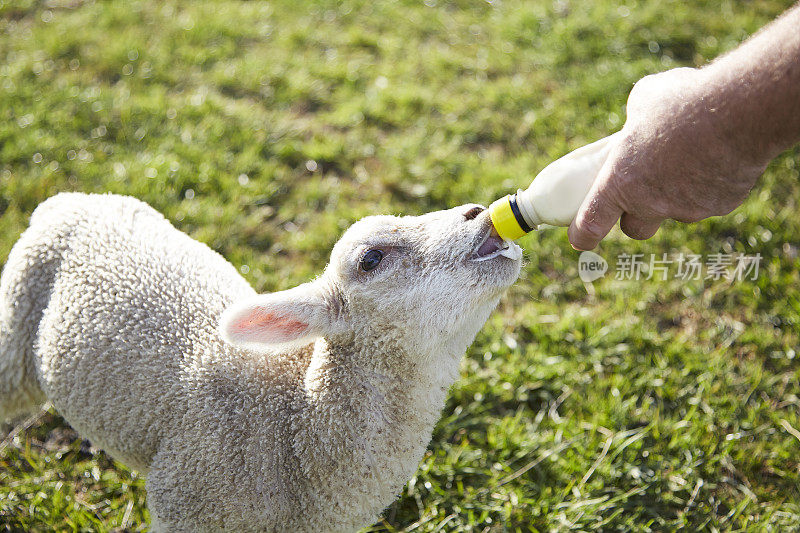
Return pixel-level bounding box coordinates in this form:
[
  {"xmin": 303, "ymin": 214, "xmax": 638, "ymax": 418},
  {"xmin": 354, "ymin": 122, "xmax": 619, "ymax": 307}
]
[{"xmin": 0, "ymin": 192, "xmax": 522, "ymax": 532}]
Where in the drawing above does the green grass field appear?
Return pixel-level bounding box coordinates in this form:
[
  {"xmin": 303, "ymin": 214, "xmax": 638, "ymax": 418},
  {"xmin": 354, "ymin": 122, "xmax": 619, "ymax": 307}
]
[{"xmin": 1, "ymin": 0, "xmax": 799, "ymax": 530}]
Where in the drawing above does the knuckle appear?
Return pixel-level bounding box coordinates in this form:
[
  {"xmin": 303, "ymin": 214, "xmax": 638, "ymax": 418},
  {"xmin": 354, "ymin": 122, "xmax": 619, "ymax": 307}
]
[
  {"xmin": 631, "ymin": 74, "xmax": 657, "ymax": 92},
  {"xmin": 628, "ymin": 73, "xmax": 661, "ymax": 103}
]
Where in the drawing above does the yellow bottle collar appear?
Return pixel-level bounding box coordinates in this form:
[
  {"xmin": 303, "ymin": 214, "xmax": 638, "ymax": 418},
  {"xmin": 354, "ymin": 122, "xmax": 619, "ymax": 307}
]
[{"xmin": 488, "ymin": 196, "xmax": 529, "ymax": 241}]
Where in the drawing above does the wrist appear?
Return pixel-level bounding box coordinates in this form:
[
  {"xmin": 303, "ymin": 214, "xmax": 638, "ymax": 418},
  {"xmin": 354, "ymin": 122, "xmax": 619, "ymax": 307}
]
[
  {"xmin": 691, "ymin": 65, "xmax": 775, "ymax": 170},
  {"xmin": 698, "ymin": 6, "xmax": 800, "ymax": 164}
]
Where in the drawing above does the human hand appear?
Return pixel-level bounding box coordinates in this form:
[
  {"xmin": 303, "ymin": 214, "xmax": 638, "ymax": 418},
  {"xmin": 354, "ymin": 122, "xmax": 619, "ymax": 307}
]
[{"xmin": 567, "ymin": 67, "xmax": 766, "ymax": 250}]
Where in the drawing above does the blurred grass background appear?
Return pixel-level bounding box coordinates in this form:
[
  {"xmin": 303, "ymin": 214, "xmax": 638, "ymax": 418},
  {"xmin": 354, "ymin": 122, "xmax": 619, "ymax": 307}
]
[{"xmin": 1, "ymin": 0, "xmax": 799, "ymax": 530}]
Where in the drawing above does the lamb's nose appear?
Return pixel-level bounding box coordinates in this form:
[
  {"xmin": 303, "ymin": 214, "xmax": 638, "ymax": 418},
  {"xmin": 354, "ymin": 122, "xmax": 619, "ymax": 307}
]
[{"xmin": 463, "ymin": 206, "xmax": 485, "ymax": 221}]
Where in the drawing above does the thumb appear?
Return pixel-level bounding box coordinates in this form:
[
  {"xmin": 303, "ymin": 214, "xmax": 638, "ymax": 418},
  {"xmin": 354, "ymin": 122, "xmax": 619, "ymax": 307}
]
[{"xmin": 568, "ymin": 173, "xmax": 624, "ymax": 250}]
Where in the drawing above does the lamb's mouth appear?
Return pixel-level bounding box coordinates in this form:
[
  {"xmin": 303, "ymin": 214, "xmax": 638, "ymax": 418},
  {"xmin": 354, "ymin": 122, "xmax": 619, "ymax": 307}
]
[{"xmin": 470, "ymin": 227, "xmax": 523, "ymax": 262}]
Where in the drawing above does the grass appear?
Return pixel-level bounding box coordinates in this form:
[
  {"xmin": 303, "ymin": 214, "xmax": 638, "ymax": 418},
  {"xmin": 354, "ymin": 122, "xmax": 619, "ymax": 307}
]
[{"xmin": 1, "ymin": 0, "xmax": 799, "ymax": 530}]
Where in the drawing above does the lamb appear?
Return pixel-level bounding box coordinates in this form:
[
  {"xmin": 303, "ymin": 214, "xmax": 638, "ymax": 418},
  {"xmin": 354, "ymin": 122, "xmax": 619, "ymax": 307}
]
[{"xmin": 0, "ymin": 192, "xmax": 522, "ymax": 532}]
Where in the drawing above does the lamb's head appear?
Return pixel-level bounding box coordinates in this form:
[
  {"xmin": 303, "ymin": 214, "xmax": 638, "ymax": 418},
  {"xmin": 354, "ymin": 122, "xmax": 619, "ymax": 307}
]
[{"xmin": 220, "ymin": 204, "xmax": 521, "ymax": 362}]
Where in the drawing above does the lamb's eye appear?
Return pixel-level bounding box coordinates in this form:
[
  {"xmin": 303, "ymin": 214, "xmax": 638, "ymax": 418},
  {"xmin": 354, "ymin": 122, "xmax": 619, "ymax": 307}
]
[{"xmin": 359, "ymin": 249, "xmax": 384, "ymax": 272}]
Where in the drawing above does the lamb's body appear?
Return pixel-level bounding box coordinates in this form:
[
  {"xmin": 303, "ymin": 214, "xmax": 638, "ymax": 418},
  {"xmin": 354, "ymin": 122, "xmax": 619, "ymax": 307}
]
[{"xmin": 0, "ymin": 193, "xmax": 520, "ymax": 532}]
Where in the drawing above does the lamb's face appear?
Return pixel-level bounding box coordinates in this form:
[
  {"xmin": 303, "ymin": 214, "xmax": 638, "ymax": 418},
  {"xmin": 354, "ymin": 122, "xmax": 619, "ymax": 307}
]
[
  {"xmin": 324, "ymin": 204, "xmax": 522, "ymax": 355},
  {"xmin": 220, "ymin": 204, "xmax": 521, "ymax": 357}
]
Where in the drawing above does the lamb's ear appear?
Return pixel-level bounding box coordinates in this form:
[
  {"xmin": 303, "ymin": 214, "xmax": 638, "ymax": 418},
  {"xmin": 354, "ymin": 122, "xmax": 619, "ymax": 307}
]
[{"xmin": 219, "ymin": 281, "xmax": 343, "ymax": 349}]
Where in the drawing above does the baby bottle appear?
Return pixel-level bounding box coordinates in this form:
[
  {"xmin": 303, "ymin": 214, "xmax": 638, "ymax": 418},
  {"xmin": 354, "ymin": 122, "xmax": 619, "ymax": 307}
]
[{"xmin": 488, "ymin": 132, "xmax": 621, "ymax": 240}]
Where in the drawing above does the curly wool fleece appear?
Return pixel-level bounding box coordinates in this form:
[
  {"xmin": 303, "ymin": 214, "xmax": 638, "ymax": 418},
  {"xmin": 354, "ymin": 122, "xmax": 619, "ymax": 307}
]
[{"xmin": 0, "ymin": 193, "xmax": 521, "ymax": 532}]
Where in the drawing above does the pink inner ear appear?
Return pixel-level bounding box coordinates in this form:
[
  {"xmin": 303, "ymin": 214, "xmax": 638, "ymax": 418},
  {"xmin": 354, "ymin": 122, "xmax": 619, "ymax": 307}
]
[{"xmin": 229, "ymin": 310, "xmax": 308, "ymax": 341}]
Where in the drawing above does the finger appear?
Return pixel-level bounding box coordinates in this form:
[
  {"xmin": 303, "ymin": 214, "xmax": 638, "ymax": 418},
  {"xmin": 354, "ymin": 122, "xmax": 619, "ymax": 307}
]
[
  {"xmin": 619, "ymin": 213, "xmax": 663, "ymax": 240},
  {"xmin": 568, "ymin": 179, "xmax": 624, "ymax": 251}
]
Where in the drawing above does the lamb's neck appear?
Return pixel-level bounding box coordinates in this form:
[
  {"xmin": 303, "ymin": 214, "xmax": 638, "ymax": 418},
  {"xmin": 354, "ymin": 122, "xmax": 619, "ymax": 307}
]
[
  {"xmin": 294, "ymin": 334, "xmax": 464, "ymax": 515},
  {"xmin": 305, "ymin": 334, "xmax": 463, "ymax": 425}
]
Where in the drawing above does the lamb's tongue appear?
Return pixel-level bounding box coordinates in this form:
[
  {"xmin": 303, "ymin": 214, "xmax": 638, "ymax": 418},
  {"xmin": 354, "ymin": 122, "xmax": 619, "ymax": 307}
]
[{"xmin": 476, "ymin": 234, "xmax": 503, "ymax": 257}]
